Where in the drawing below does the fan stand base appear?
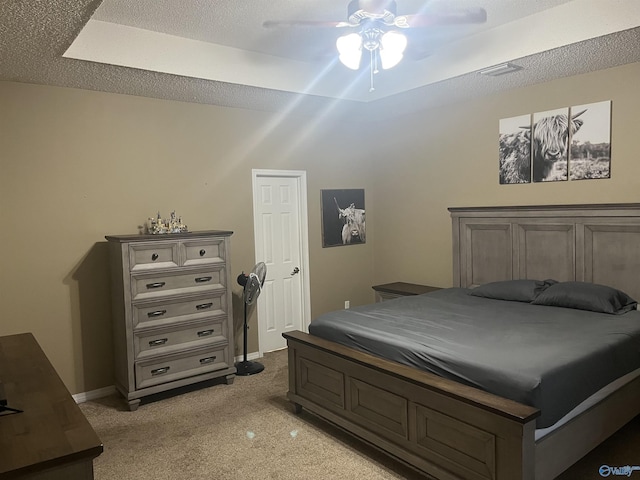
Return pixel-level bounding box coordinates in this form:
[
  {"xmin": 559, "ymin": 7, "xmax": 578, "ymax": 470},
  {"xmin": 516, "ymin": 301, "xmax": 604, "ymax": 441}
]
[{"xmin": 235, "ymin": 360, "xmax": 265, "ymax": 376}]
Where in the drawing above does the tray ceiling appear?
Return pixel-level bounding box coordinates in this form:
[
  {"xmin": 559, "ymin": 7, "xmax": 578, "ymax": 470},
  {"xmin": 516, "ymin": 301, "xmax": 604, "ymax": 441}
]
[{"xmin": 1, "ymin": 0, "xmax": 639, "ymax": 118}]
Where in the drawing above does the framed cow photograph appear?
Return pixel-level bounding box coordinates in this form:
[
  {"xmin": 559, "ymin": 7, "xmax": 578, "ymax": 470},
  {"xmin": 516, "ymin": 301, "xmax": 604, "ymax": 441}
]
[
  {"xmin": 568, "ymin": 100, "xmax": 611, "ymax": 180},
  {"xmin": 321, "ymin": 189, "xmax": 365, "ymax": 247}
]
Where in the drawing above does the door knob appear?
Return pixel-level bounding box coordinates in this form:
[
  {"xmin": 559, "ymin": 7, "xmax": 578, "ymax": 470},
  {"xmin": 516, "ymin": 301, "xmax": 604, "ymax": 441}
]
[{"xmin": 291, "ymin": 267, "xmax": 300, "ymax": 276}]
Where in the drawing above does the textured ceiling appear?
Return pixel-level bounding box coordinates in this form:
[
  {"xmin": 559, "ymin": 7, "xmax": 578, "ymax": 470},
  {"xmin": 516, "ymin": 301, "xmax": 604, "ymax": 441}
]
[{"xmin": 1, "ymin": 0, "xmax": 639, "ymax": 120}]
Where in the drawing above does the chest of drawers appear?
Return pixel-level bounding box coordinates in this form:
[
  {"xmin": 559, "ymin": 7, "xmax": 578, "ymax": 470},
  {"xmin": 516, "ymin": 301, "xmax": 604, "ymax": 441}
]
[{"xmin": 105, "ymin": 231, "xmax": 235, "ymax": 411}]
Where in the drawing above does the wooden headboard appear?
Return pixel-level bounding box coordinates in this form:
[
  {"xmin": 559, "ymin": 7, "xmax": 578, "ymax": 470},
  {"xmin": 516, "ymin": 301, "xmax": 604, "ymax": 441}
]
[{"xmin": 449, "ymin": 203, "xmax": 640, "ymax": 302}]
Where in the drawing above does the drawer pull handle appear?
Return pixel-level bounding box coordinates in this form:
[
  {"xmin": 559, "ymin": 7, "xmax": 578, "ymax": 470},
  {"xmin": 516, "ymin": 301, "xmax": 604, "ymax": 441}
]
[
  {"xmin": 146, "ymin": 282, "xmax": 166, "ymax": 289},
  {"xmin": 200, "ymin": 356, "xmax": 217, "ymax": 364},
  {"xmin": 199, "ymin": 249, "xmax": 206, "ymax": 256},
  {"xmin": 148, "ymin": 338, "xmax": 168, "ymax": 346},
  {"xmin": 196, "ymin": 303, "xmax": 213, "ymax": 310},
  {"xmin": 151, "ymin": 253, "xmax": 159, "ymax": 261},
  {"xmin": 151, "ymin": 366, "xmax": 170, "ymax": 376},
  {"xmin": 197, "ymin": 329, "xmax": 214, "ymax": 337},
  {"xmin": 147, "ymin": 310, "xmax": 167, "ymax": 318},
  {"xmin": 195, "ymin": 276, "xmax": 212, "ymax": 283}
]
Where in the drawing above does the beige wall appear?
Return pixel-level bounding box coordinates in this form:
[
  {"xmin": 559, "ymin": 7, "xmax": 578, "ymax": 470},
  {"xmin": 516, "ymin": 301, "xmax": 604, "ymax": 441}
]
[
  {"xmin": 372, "ymin": 62, "xmax": 640, "ymax": 289},
  {"xmin": 0, "ymin": 82, "xmax": 375, "ymax": 394},
  {"xmin": 1, "ymin": 61, "xmax": 638, "ymax": 396}
]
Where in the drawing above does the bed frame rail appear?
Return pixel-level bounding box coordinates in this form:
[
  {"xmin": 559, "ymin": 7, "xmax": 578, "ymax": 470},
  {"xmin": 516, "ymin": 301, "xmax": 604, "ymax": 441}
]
[{"xmin": 285, "ymin": 330, "xmax": 539, "ymax": 480}]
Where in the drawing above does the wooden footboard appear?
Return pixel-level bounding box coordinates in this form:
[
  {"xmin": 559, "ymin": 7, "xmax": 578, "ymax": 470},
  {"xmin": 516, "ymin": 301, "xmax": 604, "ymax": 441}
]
[{"xmin": 284, "ymin": 331, "xmax": 540, "ymax": 480}]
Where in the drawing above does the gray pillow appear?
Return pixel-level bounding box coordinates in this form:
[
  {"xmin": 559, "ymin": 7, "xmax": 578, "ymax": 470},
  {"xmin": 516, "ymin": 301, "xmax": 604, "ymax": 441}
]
[
  {"xmin": 531, "ymin": 281, "xmax": 638, "ymax": 315},
  {"xmin": 469, "ymin": 279, "xmax": 557, "ymax": 303}
]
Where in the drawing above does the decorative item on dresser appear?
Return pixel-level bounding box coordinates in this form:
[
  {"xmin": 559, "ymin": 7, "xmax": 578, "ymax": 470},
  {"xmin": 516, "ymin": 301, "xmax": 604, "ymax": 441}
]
[
  {"xmin": 372, "ymin": 281, "xmax": 442, "ymax": 302},
  {"xmin": 105, "ymin": 230, "xmax": 236, "ymax": 411}
]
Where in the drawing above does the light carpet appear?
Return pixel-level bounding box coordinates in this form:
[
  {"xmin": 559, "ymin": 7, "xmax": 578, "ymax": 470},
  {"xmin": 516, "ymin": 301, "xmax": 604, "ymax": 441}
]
[{"xmin": 80, "ymin": 349, "xmax": 640, "ymax": 479}]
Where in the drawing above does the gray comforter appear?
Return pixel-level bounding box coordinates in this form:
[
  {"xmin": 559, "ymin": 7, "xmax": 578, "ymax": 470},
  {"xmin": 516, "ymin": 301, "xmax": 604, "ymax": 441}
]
[{"xmin": 309, "ymin": 288, "xmax": 640, "ymax": 428}]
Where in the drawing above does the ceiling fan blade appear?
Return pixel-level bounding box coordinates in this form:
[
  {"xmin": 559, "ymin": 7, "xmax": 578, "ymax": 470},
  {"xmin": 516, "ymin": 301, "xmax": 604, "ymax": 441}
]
[
  {"xmin": 263, "ymin": 20, "xmax": 356, "ymax": 29},
  {"xmin": 399, "ymin": 8, "xmax": 487, "ymax": 28}
]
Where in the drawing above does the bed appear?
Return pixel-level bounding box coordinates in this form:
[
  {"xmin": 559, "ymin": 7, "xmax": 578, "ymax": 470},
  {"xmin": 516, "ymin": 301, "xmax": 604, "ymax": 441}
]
[{"xmin": 283, "ymin": 203, "xmax": 640, "ymax": 480}]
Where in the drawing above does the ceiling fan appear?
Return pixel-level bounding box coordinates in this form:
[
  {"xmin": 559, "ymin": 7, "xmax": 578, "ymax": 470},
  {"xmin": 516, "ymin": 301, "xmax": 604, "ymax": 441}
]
[
  {"xmin": 264, "ymin": 0, "xmax": 487, "ymax": 92},
  {"xmin": 263, "ymin": 0, "xmax": 487, "ymax": 30}
]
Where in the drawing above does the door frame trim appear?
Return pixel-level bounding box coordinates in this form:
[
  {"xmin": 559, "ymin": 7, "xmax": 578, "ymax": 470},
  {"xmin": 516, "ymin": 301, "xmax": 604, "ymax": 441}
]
[{"xmin": 252, "ymin": 169, "xmax": 311, "ymax": 356}]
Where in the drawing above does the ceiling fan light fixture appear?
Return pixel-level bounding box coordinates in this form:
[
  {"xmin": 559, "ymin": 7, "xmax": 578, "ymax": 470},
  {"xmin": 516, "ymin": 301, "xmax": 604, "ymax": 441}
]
[
  {"xmin": 266, "ymin": 1, "xmax": 488, "ymax": 92},
  {"xmin": 379, "ymin": 31, "xmax": 407, "ymax": 69},
  {"xmin": 337, "ymin": 33, "xmax": 363, "ymax": 70}
]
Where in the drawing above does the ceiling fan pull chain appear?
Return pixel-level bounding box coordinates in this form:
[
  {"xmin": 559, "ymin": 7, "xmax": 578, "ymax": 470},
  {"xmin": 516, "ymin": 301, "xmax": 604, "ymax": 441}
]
[
  {"xmin": 369, "ymin": 49, "xmax": 375, "ymax": 92},
  {"xmin": 374, "ymin": 48, "xmax": 379, "ymax": 75}
]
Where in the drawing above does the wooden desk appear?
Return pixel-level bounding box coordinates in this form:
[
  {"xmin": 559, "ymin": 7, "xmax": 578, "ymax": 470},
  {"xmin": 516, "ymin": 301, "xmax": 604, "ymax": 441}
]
[
  {"xmin": 372, "ymin": 282, "xmax": 442, "ymax": 302},
  {"xmin": 0, "ymin": 333, "xmax": 103, "ymax": 479}
]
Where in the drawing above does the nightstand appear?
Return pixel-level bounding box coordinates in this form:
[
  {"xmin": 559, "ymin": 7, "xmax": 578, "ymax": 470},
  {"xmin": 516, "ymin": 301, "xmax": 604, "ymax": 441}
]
[{"xmin": 372, "ymin": 282, "xmax": 442, "ymax": 302}]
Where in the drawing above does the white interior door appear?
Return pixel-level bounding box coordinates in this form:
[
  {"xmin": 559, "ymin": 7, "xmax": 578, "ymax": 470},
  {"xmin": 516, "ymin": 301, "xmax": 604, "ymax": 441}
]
[{"xmin": 252, "ymin": 170, "xmax": 311, "ymax": 353}]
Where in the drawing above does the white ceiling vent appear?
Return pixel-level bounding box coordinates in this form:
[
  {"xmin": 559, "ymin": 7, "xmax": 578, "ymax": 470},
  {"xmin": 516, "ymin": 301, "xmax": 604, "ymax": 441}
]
[{"xmin": 479, "ymin": 62, "xmax": 523, "ymax": 76}]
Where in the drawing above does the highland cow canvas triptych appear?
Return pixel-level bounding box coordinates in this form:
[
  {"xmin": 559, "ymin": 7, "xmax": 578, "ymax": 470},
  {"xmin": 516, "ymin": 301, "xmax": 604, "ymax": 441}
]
[{"xmin": 499, "ymin": 100, "xmax": 611, "ymax": 184}]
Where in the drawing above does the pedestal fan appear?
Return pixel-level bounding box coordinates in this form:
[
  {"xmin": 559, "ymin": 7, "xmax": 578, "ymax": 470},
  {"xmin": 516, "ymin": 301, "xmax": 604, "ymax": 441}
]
[{"xmin": 235, "ymin": 262, "xmax": 267, "ymax": 376}]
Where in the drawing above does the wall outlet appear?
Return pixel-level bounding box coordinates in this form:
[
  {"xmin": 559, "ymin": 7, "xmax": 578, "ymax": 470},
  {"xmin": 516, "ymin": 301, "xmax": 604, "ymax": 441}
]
[{"xmin": 344, "ymin": 300, "xmax": 350, "ymax": 309}]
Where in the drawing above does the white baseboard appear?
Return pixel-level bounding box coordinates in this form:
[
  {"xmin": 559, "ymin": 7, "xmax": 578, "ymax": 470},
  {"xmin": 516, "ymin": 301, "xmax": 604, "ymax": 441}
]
[
  {"xmin": 235, "ymin": 351, "xmax": 262, "ymax": 362},
  {"xmin": 73, "ymin": 385, "xmax": 117, "ymax": 404},
  {"xmin": 73, "ymin": 352, "xmax": 263, "ymax": 403}
]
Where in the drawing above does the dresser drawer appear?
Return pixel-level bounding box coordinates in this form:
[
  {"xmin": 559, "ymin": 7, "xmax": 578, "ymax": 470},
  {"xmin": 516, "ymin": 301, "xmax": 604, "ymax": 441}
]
[
  {"xmin": 135, "ymin": 345, "xmax": 229, "ymax": 389},
  {"xmin": 133, "ymin": 293, "xmax": 227, "ymax": 328},
  {"xmin": 129, "ymin": 242, "xmax": 179, "ymax": 271},
  {"xmin": 131, "ymin": 267, "xmax": 226, "ymax": 300},
  {"xmin": 135, "ymin": 318, "xmax": 227, "ymax": 359},
  {"xmin": 182, "ymin": 238, "xmax": 226, "ymax": 266}
]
